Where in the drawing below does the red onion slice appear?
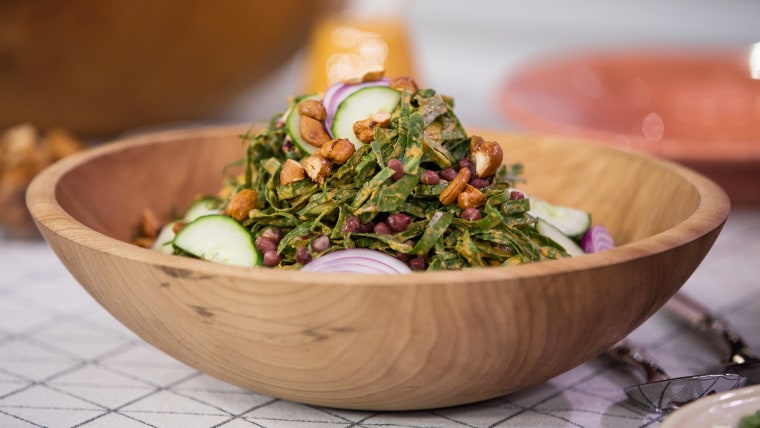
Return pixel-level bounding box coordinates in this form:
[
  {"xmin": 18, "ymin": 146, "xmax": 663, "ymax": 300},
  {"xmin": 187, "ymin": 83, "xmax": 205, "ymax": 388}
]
[
  {"xmin": 581, "ymin": 225, "xmax": 615, "ymax": 253},
  {"xmin": 321, "ymin": 81, "xmax": 346, "ymax": 112},
  {"xmin": 301, "ymin": 248, "xmax": 411, "ymax": 274}
]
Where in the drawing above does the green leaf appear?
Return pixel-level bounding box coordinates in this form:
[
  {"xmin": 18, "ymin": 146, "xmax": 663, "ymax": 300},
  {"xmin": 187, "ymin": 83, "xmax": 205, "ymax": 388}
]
[
  {"xmin": 454, "ymin": 228, "xmax": 483, "ymax": 266},
  {"xmin": 368, "ymin": 170, "xmax": 421, "ymax": 213},
  {"xmin": 411, "ymin": 211, "xmax": 453, "ymax": 255},
  {"xmin": 402, "ymin": 112, "xmax": 425, "ymax": 175},
  {"xmin": 351, "ymin": 167, "xmax": 395, "ymax": 210}
]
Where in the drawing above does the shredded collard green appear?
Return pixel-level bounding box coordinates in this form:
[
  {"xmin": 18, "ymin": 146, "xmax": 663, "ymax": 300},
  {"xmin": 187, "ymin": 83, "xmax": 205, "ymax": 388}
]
[{"xmin": 221, "ymin": 82, "xmax": 570, "ymax": 271}]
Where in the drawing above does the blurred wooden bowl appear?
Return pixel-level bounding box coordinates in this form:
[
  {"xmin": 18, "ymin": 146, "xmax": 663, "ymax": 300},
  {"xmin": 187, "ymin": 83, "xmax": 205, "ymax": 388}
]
[
  {"xmin": 27, "ymin": 125, "xmax": 729, "ymax": 410},
  {"xmin": 0, "ymin": 0, "xmax": 334, "ymax": 137},
  {"xmin": 498, "ymin": 48, "xmax": 760, "ymax": 205}
]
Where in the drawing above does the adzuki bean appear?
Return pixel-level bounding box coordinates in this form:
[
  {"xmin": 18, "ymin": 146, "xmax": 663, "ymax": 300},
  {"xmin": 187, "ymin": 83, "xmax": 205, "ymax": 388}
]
[
  {"xmin": 373, "ymin": 222, "xmax": 391, "ymax": 235},
  {"xmin": 255, "ymin": 236, "xmax": 278, "ymax": 253},
  {"xmin": 439, "ymin": 167, "xmax": 457, "ymax": 181},
  {"xmin": 260, "ymin": 226, "xmax": 283, "ymax": 243},
  {"xmin": 311, "ymin": 234, "xmax": 330, "ymax": 252},
  {"xmin": 469, "ymin": 177, "xmax": 489, "ymax": 189},
  {"xmin": 387, "ymin": 213, "xmax": 411, "ymax": 233},
  {"xmin": 458, "ymin": 158, "xmax": 475, "ymax": 175},
  {"xmin": 342, "ymin": 215, "xmax": 361, "ymax": 233},
  {"xmin": 263, "ymin": 250, "xmax": 281, "ymax": 267},
  {"xmin": 387, "ymin": 158, "xmax": 404, "ymax": 180},
  {"xmin": 420, "ymin": 170, "xmax": 440, "ymax": 185},
  {"xmin": 409, "ymin": 256, "xmax": 426, "ymax": 271},
  {"xmin": 295, "ymin": 246, "xmax": 311, "ymax": 264},
  {"xmin": 461, "ymin": 207, "xmax": 482, "ymax": 220}
]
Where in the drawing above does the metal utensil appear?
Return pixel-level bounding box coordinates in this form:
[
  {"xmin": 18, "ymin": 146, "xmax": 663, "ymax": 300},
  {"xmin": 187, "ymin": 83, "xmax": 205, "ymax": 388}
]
[
  {"xmin": 664, "ymin": 292, "xmax": 760, "ymax": 384},
  {"xmin": 608, "ymin": 340, "xmax": 747, "ymax": 413}
]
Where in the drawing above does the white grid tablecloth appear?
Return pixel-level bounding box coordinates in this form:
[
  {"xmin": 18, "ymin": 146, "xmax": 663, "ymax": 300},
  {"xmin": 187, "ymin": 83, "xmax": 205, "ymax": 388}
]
[
  {"xmin": 1, "ymin": 208, "xmax": 758, "ymax": 427},
  {"xmin": 4, "ymin": 1, "xmax": 760, "ymax": 426}
]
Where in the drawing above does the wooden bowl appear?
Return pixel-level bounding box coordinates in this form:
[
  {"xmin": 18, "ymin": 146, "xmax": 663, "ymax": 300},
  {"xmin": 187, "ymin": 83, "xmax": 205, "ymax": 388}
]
[
  {"xmin": 0, "ymin": 0, "xmax": 333, "ymax": 137},
  {"xmin": 26, "ymin": 125, "xmax": 729, "ymax": 410},
  {"xmin": 498, "ymin": 48, "xmax": 760, "ymax": 206}
]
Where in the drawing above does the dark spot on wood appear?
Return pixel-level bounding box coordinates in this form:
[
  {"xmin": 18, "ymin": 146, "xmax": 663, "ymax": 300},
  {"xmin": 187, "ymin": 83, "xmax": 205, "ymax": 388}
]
[
  {"xmin": 160, "ymin": 282, "xmax": 171, "ymax": 287},
  {"xmin": 303, "ymin": 326, "xmax": 354, "ymax": 341},
  {"xmin": 303, "ymin": 329, "xmax": 328, "ymax": 341},
  {"xmin": 191, "ymin": 305, "xmax": 214, "ymax": 318},
  {"xmin": 159, "ymin": 266, "xmax": 212, "ymax": 280},
  {"xmin": 160, "ymin": 266, "xmax": 194, "ymax": 278}
]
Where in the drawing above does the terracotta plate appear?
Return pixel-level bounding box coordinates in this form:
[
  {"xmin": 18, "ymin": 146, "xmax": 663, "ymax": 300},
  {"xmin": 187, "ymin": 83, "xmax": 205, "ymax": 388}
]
[{"xmin": 498, "ymin": 48, "xmax": 760, "ymax": 205}]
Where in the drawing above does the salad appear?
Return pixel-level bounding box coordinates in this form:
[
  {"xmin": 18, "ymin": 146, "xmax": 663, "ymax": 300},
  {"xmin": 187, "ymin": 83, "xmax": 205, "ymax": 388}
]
[{"xmin": 134, "ymin": 74, "xmax": 613, "ymax": 272}]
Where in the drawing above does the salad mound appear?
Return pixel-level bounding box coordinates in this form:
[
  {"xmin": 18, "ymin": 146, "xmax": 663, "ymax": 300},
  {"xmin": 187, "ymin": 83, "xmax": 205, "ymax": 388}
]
[{"xmin": 135, "ymin": 75, "xmax": 609, "ymax": 271}]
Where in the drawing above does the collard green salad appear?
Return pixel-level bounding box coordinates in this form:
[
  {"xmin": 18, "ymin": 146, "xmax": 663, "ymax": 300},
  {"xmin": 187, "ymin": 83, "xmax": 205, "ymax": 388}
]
[{"xmin": 134, "ymin": 75, "xmax": 613, "ymax": 272}]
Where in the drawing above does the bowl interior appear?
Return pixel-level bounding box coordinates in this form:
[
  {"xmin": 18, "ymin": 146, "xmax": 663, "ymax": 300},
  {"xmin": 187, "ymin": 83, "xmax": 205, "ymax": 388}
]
[{"xmin": 55, "ymin": 127, "xmax": 247, "ymax": 243}]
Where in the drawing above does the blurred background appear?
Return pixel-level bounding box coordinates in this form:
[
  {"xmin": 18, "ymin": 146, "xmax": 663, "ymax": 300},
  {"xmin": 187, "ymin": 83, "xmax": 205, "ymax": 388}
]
[
  {"xmin": 3, "ymin": 0, "xmax": 759, "ymax": 133},
  {"xmin": 227, "ymin": 0, "xmax": 760, "ymax": 130},
  {"xmin": 2, "ymin": 0, "xmax": 760, "ymax": 236}
]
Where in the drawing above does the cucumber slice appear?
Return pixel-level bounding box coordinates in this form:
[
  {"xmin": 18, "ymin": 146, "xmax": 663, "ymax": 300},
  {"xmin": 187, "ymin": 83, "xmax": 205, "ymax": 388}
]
[
  {"xmin": 536, "ymin": 218, "xmax": 585, "ymax": 257},
  {"xmin": 184, "ymin": 196, "xmax": 223, "ymax": 222},
  {"xmin": 529, "ymin": 196, "xmax": 591, "ymax": 239},
  {"xmin": 173, "ymin": 215, "xmax": 260, "ymax": 267},
  {"xmin": 152, "ymin": 221, "xmax": 178, "ymax": 254},
  {"xmin": 331, "ymin": 86, "xmax": 401, "ymax": 148},
  {"xmin": 285, "ymin": 93, "xmax": 321, "ymax": 155}
]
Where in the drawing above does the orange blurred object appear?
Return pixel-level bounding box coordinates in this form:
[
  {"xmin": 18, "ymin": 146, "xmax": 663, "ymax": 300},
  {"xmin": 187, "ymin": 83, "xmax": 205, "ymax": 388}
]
[{"xmin": 301, "ymin": 14, "xmax": 416, "ymax": 93}]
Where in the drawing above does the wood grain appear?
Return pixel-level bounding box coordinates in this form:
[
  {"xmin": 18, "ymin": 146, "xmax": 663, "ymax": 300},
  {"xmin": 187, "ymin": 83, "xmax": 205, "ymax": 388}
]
[{"xmin": 26, "ymin": 126, "xmax": 730, "ymax": 410}]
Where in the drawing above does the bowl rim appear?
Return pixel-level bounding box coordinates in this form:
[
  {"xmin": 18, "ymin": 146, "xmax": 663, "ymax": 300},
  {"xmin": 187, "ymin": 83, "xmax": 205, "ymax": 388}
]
[
  {"xmin": 497, "ymin": 47, "xmax": 760, "ymax": 163},
  {"xmin": 26, "ymin": 124, "xmax": 731, "ymax": 287}
]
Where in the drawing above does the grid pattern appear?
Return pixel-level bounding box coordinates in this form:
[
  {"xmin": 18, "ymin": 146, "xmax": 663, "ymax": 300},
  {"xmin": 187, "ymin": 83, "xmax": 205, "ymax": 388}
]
[{"xmin": 1, "ymin": 208, "xmax": 758, "ymax": 427}]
